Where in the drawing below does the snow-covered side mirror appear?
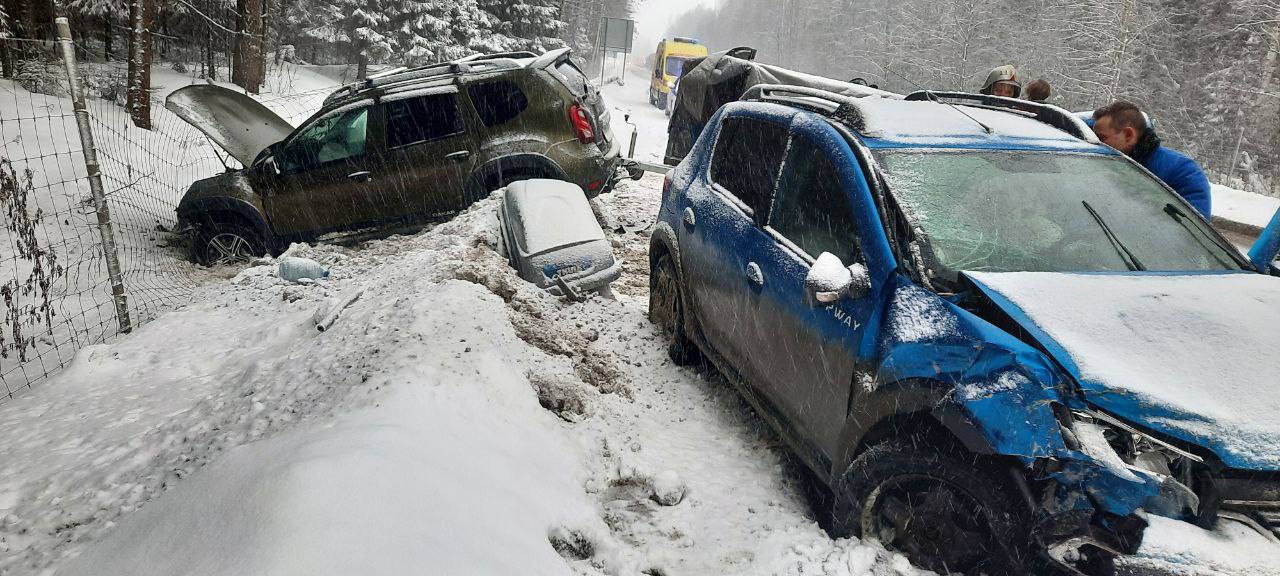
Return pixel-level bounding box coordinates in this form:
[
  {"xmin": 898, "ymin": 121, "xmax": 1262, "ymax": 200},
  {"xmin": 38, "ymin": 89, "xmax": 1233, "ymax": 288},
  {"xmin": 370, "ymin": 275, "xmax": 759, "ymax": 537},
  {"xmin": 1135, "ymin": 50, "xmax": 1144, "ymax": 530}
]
[{"xmin": 805, "ymin": 253, "xmax": 871, "ymax": 305}]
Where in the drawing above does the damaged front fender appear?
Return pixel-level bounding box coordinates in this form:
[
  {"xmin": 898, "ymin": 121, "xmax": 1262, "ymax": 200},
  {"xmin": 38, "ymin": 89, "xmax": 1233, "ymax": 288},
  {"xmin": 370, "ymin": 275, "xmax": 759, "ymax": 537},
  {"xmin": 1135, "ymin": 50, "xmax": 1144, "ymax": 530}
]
[{"xmin": 863, "ymin": 277, "xmax": 1163, "ymax": 524}]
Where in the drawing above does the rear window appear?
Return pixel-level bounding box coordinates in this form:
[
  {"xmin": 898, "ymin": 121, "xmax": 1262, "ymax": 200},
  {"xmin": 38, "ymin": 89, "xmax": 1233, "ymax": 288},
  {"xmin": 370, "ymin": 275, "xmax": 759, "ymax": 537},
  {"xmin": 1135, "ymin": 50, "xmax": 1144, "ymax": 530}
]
[
  {"xmin": 468, "ymin": 80, "xmax": 529, "ymax": 127},
  {"xmin": 385, "ymin": 93, "xmax": 464, "ymax": 148},
  {"xmin": 554, "ymin": 61, "xmax": 590, "ymax": 96},
  {"xmin": 710, "ymin": 116, "xmax": 789, "ymax": 218}
]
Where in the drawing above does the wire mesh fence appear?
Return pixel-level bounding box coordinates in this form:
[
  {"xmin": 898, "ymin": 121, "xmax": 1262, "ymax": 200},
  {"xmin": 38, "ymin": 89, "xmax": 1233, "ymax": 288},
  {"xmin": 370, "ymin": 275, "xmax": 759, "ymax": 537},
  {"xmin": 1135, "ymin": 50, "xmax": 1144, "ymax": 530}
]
[{"xmin": 0, "ymin": 23, "xmax": 337, "ymax": 403}]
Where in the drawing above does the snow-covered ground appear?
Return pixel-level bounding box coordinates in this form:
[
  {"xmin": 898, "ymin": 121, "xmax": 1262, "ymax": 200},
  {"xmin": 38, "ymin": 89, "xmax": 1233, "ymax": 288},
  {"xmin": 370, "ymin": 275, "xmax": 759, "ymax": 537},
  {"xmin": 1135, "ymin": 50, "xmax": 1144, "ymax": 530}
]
[
  {"xmin": 1213, "ymin": 183, "xmax": 1280, "ymax": 231},
  {"xmin": 0, "ymin": 61, "xmax": 344, "ymax": 397},
  {"xmin": 0, "ymin": 61, "xmax": 1277, "ymax": 576},
  {"xmin": 0, "ymin": 180, "xmax": 930, "ymax": 576}
]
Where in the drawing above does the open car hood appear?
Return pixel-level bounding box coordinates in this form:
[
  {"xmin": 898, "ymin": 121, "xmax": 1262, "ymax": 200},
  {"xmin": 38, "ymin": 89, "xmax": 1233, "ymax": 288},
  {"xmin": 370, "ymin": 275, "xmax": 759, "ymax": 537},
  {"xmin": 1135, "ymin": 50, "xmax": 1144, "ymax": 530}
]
[
  {"xmin": 165, "ymin": 84, "xmax": 294, "ymax": 166},
  {"xmin": 966, "ymin": 271, "xmax": 1280, "ymax": 471}
]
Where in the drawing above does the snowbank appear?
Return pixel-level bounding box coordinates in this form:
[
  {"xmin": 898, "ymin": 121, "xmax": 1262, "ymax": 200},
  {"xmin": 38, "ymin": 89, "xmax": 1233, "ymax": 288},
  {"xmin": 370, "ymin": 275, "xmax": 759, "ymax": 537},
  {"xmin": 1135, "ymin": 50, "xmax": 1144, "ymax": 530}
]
[
  {"xmin": 57, "ymin": 281, "xmax": 601, "ymax": 576},
  {"xmin": 1213, "ymin": 183, "xmax": 1280, "ymax": 231},
  {"xmin": 3, "ymin": 181, "xmax": 931, "ymax": 576}
]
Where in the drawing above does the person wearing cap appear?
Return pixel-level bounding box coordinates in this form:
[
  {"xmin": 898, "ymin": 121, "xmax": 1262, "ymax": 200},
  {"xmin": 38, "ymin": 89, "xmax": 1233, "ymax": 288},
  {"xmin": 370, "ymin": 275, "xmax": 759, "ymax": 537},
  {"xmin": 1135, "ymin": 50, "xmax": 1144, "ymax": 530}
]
[
  {"xmin": 1091, "ymin": 100, "xmax": 1212, "ymax": 217},
  {"xmin": 980, "ymin": 65, "xmax": 1021, "ymax": 98}
]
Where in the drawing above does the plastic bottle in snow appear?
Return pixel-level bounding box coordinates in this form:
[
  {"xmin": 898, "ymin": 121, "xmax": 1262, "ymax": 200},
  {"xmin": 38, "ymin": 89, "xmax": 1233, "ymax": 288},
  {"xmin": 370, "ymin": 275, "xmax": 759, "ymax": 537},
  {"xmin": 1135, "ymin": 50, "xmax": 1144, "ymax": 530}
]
[{"xmin": 278, "ymin": 257, "xmax": 329, "ymax": 282}]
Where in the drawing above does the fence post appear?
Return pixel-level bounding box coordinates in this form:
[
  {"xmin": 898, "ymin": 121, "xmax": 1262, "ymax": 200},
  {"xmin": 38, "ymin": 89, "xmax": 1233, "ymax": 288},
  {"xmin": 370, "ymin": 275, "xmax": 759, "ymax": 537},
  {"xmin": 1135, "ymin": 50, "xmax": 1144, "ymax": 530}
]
[{"xmin": 55, "ymin": 17, "xmax": 132, "ymax": 334}]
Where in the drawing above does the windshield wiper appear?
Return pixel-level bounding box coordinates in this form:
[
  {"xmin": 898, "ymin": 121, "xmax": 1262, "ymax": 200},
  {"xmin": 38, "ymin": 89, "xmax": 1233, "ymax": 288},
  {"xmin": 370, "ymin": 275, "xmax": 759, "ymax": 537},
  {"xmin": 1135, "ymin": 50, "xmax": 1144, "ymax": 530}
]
[
  {"xmin": 1082, "ymin": 200, "xmax": 1146, "ymax": 271},
  {"xmin": 1162, "ymin": 203, "xmax": 1248, "ymax": 269}
]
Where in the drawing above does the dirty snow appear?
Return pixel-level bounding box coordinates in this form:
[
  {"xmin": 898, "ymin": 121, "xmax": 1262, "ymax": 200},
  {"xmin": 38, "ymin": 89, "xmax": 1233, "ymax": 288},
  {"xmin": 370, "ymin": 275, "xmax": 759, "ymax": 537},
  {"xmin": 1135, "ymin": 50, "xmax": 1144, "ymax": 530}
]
[
  {"xmin": 0, "ymin": 180, "xmax": 930, "ymax": 576},
  {"xmin": 967, "ymin": 271, "xmax": 1280, "ymax": 469}
]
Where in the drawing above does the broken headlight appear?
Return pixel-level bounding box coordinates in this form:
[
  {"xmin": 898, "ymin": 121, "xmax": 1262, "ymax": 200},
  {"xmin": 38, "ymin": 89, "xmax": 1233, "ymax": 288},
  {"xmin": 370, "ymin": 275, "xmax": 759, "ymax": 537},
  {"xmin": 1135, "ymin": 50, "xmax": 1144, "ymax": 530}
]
[{"xmin": 1070, "ymin": 409, "xmax": 1204, "ymax": 520}]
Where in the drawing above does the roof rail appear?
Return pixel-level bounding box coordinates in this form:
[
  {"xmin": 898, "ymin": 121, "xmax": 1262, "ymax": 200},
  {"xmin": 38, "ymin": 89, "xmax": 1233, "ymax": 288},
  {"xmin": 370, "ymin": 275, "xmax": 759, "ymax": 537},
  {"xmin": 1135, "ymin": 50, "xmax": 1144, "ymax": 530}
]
[
  {"xmin": 322, "ymin": 58, "xmax": 527, "ymax": 107},
  {"xmin": 742, "ymin": 84, "xmax": 869, "ymax": 132},
  {"xmin": 904, "ymin": 91, "xmax": 1100, "ymax": 143},
  {"xmin": 458, "ymin": 51, "xmax": 538, "ymax": 63}
]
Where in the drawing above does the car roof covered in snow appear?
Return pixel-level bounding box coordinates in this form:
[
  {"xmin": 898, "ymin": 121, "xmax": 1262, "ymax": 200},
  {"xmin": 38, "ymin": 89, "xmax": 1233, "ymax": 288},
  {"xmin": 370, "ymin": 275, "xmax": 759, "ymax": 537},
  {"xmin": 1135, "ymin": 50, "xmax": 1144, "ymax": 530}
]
[
  {"xmin": 742, "ymin": 85, "xmax": 1113, "ymax": 153},
  {"xmin": 321, "ymin": 48, "xmax": 571, "ymax": 110},
  {"xmin": 854, "ymin": 97, "xmax": 1111, "ymax": 152}
]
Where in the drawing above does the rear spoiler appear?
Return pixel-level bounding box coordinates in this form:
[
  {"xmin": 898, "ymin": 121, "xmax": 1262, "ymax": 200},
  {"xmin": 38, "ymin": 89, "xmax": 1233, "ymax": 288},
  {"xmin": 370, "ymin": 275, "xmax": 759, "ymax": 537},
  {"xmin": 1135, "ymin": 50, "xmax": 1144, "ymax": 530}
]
[{"xmin": 530, "ymin": 47, "xmax": 572, "ymax": 70}]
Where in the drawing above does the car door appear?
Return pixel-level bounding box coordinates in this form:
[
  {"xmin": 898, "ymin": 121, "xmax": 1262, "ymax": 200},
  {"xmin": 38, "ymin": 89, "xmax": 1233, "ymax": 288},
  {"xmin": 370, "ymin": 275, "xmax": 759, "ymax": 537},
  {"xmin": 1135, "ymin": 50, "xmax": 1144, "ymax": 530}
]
[
  {"xmin": 263, "ymin": 100, "xmax": 386, "ymax": 237},
  {"xmin": 380, "ymin": 88, "xmax": 478, "ymax": 219},
  {"xmin": 738, "ymin": 119, "xmax": 888, "ymax": 464},
  {"xmin": 678, "ymin": 113, "xmax": 789, "ymax": 371}
]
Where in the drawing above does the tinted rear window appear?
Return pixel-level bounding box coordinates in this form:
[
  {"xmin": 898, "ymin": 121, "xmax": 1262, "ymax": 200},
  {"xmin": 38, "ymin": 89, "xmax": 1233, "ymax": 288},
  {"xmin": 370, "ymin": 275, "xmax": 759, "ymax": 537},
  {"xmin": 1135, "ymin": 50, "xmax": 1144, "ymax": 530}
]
[
  {"xmin": 554, "ymin": 61, "xmax": 590, "ymax": 96},
  {"xmin": 710, "ymin": 116, "xmax": 789, "ymax": 218},
  {"xmin": 386, "ymin": 93, "xmax": 465, "ymax": 148},
  {"xmin": 468, "ymin": 80, "xmax": 529, "ymax": 127}
]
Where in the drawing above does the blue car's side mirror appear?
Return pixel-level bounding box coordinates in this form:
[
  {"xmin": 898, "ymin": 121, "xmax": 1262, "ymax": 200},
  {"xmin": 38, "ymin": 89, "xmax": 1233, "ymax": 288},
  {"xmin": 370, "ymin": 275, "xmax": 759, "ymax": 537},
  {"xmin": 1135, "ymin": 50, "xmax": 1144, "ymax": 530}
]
[{"xmin": 1248, "ymin": 207, "xmax": 1280, "ymax": 273}]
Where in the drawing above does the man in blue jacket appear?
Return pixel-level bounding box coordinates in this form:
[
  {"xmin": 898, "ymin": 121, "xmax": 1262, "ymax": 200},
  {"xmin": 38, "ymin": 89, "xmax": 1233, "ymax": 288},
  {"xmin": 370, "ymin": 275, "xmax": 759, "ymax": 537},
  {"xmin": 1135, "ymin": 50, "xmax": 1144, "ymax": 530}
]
[{"xmin": 1091, "ymin": 101, "xmax": 1212, "ymax": 217}]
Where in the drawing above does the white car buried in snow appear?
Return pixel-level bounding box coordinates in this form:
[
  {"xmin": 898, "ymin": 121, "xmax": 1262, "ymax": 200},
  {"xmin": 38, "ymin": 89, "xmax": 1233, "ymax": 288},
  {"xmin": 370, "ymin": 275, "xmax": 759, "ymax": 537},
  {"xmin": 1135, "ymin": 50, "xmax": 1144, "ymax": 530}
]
[{"xmin": 497, "ymin": 179, "xmax": 622, "ymax": 297}]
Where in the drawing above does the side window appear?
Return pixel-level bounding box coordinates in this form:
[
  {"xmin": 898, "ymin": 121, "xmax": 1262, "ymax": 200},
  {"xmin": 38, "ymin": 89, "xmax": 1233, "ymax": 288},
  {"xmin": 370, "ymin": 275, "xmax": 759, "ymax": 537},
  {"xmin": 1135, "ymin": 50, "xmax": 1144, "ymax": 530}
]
[
  {"xmin": 467, "ymin": 80, "xmax": 529, "ymax": 127},
  {"xmin": 770, "ymin": 132, "xmax": 861, "ymax": 265},
  {"xmin": 386, "ymin": 93, "xmax": 465, "ymax": 149},
  {"xmin": 710, "ymin": 116, "xmax": 789, "ymax": 218},
  {"xmin": 280, "ymin": 106, "xmax": 368, "ymax": 172}
]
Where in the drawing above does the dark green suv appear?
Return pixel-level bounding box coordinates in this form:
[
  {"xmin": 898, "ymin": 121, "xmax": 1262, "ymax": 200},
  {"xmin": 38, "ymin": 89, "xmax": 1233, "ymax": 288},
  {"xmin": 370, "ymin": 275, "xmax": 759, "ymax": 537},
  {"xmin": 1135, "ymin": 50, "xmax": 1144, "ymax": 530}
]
[{"xmin": 168, "ymin": 49, "xmax": 620, "ymax": 265}]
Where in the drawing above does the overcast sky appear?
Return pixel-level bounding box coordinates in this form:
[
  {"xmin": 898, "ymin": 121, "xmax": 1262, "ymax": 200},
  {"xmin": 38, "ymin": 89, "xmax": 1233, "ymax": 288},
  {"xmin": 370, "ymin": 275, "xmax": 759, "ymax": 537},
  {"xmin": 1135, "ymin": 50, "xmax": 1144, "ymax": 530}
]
[{"xmin": 632, "ymin": 0, "xmax": 718, "ymax": 54}]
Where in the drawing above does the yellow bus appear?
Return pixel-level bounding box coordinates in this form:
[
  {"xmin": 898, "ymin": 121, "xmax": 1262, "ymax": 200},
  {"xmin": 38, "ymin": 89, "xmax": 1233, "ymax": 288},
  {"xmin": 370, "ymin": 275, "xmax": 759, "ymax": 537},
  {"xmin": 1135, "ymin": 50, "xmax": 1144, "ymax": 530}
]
[{"xmin": 649, "ymin": 37, "xmax": 707, "ymax": 108}]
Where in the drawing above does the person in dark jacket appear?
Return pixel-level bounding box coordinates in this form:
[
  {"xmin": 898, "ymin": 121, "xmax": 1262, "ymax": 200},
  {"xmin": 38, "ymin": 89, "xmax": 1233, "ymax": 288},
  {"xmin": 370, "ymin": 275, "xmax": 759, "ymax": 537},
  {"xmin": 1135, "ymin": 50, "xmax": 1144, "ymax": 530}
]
[{"xmin": 1091, "ymin": 100, "xmax": 1212, "ymax": 217}]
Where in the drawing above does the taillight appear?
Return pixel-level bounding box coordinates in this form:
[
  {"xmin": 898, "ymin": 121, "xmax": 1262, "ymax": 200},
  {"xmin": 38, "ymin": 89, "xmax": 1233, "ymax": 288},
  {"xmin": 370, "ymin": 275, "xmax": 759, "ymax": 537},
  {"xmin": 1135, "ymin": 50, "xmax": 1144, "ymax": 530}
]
[
  {"xmin": 662, "ymin": 175, "xmax": 672, "ymax": 196},
  {"xmin": 568, "ymin": 103, "xmax": 596, "ymax": 144}
]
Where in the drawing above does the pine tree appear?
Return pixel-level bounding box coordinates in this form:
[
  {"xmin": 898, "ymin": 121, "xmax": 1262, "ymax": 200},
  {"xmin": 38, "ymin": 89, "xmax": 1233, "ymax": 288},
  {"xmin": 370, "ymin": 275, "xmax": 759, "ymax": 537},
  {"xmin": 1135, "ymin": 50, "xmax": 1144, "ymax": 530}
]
[
  {"xmin": 67, "ymin": 0, "xmax": 127, "ymax": 60},
  {"xmin": 478, "ymin": 0, "xmax": 564, "ymax": 52}
]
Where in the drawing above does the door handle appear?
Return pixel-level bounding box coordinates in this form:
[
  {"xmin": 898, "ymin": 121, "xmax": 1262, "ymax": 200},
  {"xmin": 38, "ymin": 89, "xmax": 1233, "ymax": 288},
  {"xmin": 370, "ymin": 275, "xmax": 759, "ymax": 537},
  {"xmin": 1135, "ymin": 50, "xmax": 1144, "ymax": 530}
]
[
  {"xmin": 445, "ymin": 151, "xmax": 472, "ymax": 163},
  {"xmin": 746, "ymin": 262, "xmax": 764, "ymax": 286},
  {"xmin": 347, "ymin": 171, "xmax": 373, "ymax": 183}
]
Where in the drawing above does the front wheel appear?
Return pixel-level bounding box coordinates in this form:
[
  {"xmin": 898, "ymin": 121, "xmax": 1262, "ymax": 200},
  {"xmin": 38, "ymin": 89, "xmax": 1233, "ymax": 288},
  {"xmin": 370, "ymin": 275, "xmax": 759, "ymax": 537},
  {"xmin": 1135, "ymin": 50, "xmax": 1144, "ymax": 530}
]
[
  {"xmin": 195, "ymin": 220, "xmax": 266, "ymax": 266},
  {"xmin": 831, "ymin": 437, "xmax": 1036, "ymax": 575}
]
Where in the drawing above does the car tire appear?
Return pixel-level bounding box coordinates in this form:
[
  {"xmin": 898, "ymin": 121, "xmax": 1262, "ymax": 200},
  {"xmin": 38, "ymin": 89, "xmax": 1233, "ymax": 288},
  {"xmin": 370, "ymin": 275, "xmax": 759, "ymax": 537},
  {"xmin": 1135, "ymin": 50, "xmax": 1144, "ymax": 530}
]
[
  {"xmin": 648, "ymin": 251, "xmax": 697, "ymax": 365},
  {"xmin": 194, "ymin": 218, "xmax": 266, "ymax": 266},
  {"xmin": 831, "ymin": 436, "xmax": 1036, "ymax": 576}
]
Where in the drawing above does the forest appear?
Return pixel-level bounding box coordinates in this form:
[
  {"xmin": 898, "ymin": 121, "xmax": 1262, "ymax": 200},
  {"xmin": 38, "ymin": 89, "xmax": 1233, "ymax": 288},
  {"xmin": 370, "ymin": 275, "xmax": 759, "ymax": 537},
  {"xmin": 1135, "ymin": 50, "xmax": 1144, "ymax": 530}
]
[
  {"xmin": 672, "ymin": 0, "xmax": 1280, "ymax": 197},
  {"xmin": 0, "ymin": 0, "xmax": 631, "ymax": 125}
]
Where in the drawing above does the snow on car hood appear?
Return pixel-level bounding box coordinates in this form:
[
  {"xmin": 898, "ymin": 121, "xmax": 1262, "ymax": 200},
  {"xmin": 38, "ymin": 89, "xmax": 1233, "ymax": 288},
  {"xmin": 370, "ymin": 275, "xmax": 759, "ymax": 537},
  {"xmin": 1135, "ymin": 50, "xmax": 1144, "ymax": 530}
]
[
  {"xmin": 966, "ymin": 271, "xmax": 1280, "ymax": 470},
  {"xmin": 166, "ymin": 84, "xmax": 295, "ymax": 166},
  {"xmin": 502, "ymin": 179, "xmax": 606, "ymax": 256}
]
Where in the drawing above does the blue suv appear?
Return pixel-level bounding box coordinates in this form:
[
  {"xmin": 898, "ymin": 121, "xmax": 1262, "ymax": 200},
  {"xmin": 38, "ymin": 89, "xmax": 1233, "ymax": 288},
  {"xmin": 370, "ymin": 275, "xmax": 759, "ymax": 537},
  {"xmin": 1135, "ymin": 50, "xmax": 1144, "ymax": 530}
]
[{"xmin": 648, "ymin": 86, "xmax": 1280, "ymax": 575}]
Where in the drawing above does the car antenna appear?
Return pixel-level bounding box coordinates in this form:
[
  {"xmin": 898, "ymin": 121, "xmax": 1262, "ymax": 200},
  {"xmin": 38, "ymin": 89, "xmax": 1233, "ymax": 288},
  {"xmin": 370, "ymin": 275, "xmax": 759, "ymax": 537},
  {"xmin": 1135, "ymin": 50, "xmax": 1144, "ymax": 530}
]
[{"xmin": 880, "ymin": 66, "xmax": 993, "ymax": 134}]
